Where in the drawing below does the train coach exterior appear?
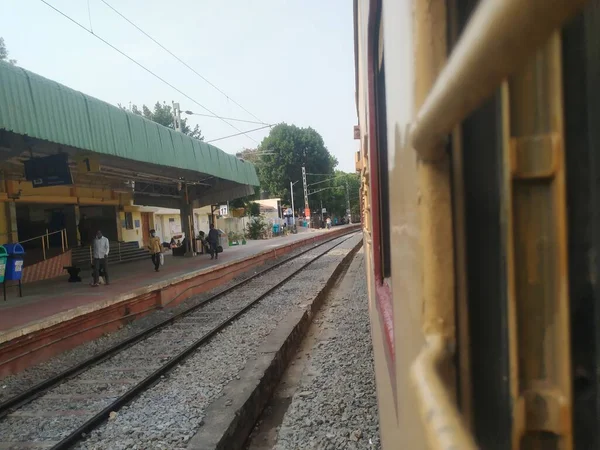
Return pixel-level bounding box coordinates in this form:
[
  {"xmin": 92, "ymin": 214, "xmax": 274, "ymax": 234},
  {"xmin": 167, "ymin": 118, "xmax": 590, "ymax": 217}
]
[{"xmin": 353, "ymin": 0, "xmax": 597, "ymax": 449}]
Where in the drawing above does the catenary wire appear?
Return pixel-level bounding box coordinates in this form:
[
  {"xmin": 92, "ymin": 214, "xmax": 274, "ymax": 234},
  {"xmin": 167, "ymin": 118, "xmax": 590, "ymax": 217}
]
[
  {"xmin": 207, "ymin": 125, "xmax": 273, "ymax": 143},
  {"xmin": 39, "ymin": 0, "xmax": 259, "ymax": 145},
  {"xmin": 99, "ymin": 0, "xmax": 265, "ymax": 124}
]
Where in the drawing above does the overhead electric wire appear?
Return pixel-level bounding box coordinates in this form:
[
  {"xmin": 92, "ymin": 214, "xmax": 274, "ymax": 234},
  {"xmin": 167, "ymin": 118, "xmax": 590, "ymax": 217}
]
[
  {"xmin": 39, "ymin": 0, "xmax": 259, "ymax": 145},
  {"xmin": 207, "ymin": 125, "xmax": 273, "ymax": 143},
  {"xmin": 307, "ymin": 177, "xmax": 341, "ymax": 187},
  {"xmin": 184, "ymin": 111, "xmax": 266, "ymax": 125},
  {"xmin": 99, "ymin": 0, "xmax": 265, "ymax": 124}
]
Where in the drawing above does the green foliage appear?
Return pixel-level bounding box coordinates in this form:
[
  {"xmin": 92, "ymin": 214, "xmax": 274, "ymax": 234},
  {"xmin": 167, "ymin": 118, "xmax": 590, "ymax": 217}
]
[
  {"xmin": 246, "ymin": 216, "xmax": 267, "ymax": 240},
  {"xmin": 246, "ymin": 202, "xmax": 261, "ymax": 217},
  {"xmin": 323, "ymin": 171, "xmax": 361, "ymax": 218},
  {"xmin": 253, "ymin": 124, "xmax": 337, "ymax": 205},
  {"xmin": 227, "ymin": 231, "xmax": 243, "ymax": 244},
  {"xmin": 0, "ymin": 37, "xmax": 17, "ymax": 65},
  {"xmin": 228, "ymin": 184, "xmax": 260, "ymax": 209},
  {"xmin": 118, "ymin": 101, "xmax": 203, "ymax": 140}
]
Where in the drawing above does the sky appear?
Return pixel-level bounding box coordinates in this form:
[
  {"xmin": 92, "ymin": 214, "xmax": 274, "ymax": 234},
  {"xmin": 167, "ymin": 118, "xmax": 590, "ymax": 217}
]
[{"xmin": 1, "ymin": 0, "xmax": 358, "ymax": 172}]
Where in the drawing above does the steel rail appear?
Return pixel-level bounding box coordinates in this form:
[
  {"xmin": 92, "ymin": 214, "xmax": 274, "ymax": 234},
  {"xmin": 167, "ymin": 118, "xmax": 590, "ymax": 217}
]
[
  {"xmin": 0, "ymin": 229, "xmax": 358, "ymax": 418},
  {"xmin": 50, "ymin": 232, "xmax": 357, "ymax": 449}
]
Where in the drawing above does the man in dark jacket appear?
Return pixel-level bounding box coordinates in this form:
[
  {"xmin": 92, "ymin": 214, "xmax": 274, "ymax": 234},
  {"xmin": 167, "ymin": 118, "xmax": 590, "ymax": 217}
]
[{"xmin": 207, "ymin": 224, "xmax": 220, "ymax": 260}]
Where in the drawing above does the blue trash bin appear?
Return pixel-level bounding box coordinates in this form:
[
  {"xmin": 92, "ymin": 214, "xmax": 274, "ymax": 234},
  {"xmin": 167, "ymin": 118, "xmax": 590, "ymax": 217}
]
[{"xmin": 4, "ymin": 243, "xmax": 25, "ymax": 281}]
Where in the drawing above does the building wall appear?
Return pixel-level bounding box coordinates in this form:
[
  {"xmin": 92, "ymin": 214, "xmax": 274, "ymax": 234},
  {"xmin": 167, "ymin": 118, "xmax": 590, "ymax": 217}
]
[
  {"xmin": 119, "ymin": 210, "xmax": 143, "ymax": 245},
  {"xmin": 216, "ymin": 216, "xmax": 248, "ymax": 235},
  {"xmin": 0, "ymin": 203, "xmax": 11, "ymax": 243},
  {"xmin": 157, "ymin": 214, "xmax": 182, "ymax": 242}
]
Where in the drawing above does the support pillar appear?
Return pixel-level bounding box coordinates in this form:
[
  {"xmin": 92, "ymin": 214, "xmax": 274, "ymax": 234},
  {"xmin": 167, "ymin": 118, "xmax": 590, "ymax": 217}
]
[
  {"xmin": 64, "ymin": 205, "xmax": 77, "ymax": 249},
  {"xmin": 179, "ymin": 183, "xmax": 194, "ymax": 257},
  {"xmin": 7, "ymin": 201, "xmax": 17, "ymax": 244}
]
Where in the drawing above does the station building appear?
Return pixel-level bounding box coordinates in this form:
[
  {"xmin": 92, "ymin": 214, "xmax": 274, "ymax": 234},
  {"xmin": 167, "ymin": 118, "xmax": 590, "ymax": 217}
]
[{"xmin": 0, "ymin": 61, "xmax": 259, "ymax": 282}]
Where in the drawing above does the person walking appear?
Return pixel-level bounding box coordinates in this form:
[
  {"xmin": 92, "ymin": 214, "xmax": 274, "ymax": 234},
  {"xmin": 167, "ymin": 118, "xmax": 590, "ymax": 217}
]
[
  {"xmin": 207, "ymin": 223, "xmax": 220, "ymax": 260},
  {"xmin": 92, "ymin": 230, "xmax": 110, "ymax": 287},
  {"xmin": 147, "ymin": 229, "xmax": 162, "ymax": 272}
]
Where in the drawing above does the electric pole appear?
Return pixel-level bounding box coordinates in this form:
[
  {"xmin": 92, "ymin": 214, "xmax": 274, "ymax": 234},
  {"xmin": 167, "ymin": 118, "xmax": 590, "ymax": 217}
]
[
  {"xmin": 290, "ymin": 180, "xmax": 296, "ymax": 225},
  {"xmin": 346, "ymin": 181, "xmax": 351, "ymax": 224},
  {"xmin": 172, "ymin": 101, "xmax": 182, "ymax": 132},
  {"xmin": 321, "ymin": 199, "xmax": 324, "ymax": 223},
  {"xmin": 302, "ymin": 165, "xmax": 309, "ymax": 222}
]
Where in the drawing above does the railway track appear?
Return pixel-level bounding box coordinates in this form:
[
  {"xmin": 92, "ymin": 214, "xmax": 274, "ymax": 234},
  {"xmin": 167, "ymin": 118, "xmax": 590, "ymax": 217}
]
[{"xmin": 0, "ymin": 231, "xmax": 357, "ymax": 450}]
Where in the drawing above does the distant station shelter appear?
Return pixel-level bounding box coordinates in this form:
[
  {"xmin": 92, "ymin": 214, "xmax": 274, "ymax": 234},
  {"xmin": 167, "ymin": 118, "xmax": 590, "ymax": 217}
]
[{"xmin": 0, "ymin": 61, "xmax": 259, "ymax": 282}]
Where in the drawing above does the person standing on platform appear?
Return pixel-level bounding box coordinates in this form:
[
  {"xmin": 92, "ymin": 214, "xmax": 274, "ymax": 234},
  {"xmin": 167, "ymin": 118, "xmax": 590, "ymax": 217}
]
[
  {"xmin": 92, "ymin": 230, "xmax": 110, "ymax": 287},
  {"xmin": 147, "ymin": 229, "xmax": 163, "ymax": 272},
  {"xmin": 207, "ymin": 223, "xmax": 219, "ymax": 260}
]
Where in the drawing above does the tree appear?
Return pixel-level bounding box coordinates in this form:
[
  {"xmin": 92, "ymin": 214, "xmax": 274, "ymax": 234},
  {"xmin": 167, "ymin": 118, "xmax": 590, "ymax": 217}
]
[
  {"xmin": 118, "ymin": 101, "xmax": 203, "ymax": 140},
  {"xmin": 320, "ymin": 171, "xmax": 361, "ymax": 218},
  {"xmin": 255, "ymin": 124, "xmax": 338, "ymax": 210},
  {"xmin": 246, "ymin": 202, "xmax": 261, "ymax": 217},
  {"xmin": 0, "ymin": 37, "xmax": 17, "ymax": 65}
]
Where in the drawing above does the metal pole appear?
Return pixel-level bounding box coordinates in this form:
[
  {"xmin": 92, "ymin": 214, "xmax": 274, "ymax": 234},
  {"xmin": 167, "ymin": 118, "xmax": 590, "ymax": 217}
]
[
  {"xmin": 172, "ymin": 101, "xmax": 182, "ymax": 132},
  {"xmin": 302, "ymin": 165, "xmax": 309, "ymax": 227},
  {"xmin": 290, "ymin": 181, "xmax": 296, "ymax": 225},
  {"xmin": 320, "ymin": 199, "xmax": 323, "ymax": 223},
  {"xmin": 346, "ymin": 181, "xmax": 352, "ymax": 224}
]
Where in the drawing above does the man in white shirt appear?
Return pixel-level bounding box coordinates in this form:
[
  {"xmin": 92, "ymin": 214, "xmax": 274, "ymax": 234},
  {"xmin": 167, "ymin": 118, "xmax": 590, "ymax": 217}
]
[{"xmin": 92, "ymin": 230, "xmax": 110, "ymax": 286}]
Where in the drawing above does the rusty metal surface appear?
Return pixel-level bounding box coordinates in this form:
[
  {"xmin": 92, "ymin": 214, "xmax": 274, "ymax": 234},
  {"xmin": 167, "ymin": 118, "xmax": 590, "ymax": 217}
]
[
  {"xmin": 410, "ymin": 0, "xmax": 588, "ymax": 161},
  {"xmin": 504, "ymin": 35, "xmax": 573, "ymax": 450},
  {"xmin": 411, "ymin": 334, "xmax": 478, "ymax": 450}
]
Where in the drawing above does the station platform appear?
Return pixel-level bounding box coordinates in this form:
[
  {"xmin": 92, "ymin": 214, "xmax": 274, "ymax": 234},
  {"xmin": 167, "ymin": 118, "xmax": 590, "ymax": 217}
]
[{"xmin": 0, "ymin": 225, "xmax": 359, "ymax": 377}]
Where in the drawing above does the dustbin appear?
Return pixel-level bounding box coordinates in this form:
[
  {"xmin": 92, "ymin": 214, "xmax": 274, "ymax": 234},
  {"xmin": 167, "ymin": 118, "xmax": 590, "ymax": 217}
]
[
  {"xmin": 4, "ymin": 243, "xmax": 25, "ymax": 281},
  {"xmin": 0, "ymin": 246, "xmax": 7, "ymax": 283}
]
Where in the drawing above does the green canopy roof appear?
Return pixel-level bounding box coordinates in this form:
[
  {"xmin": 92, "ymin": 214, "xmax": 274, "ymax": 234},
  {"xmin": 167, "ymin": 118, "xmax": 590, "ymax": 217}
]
[{"xmin": 0, "ymin": 61, "xmax": 259, "ymax": 187}]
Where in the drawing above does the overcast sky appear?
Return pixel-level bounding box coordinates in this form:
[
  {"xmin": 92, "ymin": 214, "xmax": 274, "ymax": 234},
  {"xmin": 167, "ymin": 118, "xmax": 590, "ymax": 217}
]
[{"xmin": 1, "ymin": 0, "xmax": 357, "ymax": 172}]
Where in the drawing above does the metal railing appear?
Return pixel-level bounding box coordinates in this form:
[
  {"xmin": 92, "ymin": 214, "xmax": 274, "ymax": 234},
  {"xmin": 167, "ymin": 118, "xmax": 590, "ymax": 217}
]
[
  {"xmin": 410, "ymin": 0, "xmax": 588, "ymax": 161},
  {"xmin": 80, "ymin": 242, "xmax": 132, "ymax": 265},
  {"xmin": 408, "ymin": 1, "xmax": 589, "ymax": 448},
  {"xmin": 411, "ymin": 335, "xmax": 478, "ymax": 450},
  {"xmin": 19, "ymin": 228, "xmax": 69, "ymax": 261}
]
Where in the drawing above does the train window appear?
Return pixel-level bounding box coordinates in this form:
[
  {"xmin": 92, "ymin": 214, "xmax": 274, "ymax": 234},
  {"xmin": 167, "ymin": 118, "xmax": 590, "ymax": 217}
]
[{"xmin": 374, "ymin": 18, "xmax": 391, "ymax": 279}]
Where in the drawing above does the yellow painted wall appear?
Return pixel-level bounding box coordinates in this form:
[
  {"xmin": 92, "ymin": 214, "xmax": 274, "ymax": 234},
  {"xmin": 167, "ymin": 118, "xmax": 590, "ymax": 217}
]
[
  {"xmin": 4, "ymin": 181, "xmax": 129, "ymax": 207},
  {"xmin": 119, "ymin": 211, "xmax": 143, "ymax": 245},
  {"xmin": 0, "ymin": 203, "xmax": 10, "ymax": 242},
  {"xmin": 13, "ymin": 182, "xmax": 72, "ymax": 197}
]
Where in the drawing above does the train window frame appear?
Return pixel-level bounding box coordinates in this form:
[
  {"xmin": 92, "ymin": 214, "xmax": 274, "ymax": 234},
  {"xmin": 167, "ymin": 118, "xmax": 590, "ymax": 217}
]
[
  {"xmin": 366, "ymin": 0, "xmax": 396, "ymax": 391},
  {"xmin": 369, "ymin": 1, "xmax": 392, "ymax": 284}
]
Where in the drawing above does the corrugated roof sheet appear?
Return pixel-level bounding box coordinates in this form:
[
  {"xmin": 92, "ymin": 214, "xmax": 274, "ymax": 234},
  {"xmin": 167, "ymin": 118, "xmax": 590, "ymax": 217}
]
[{"xmin": 0, "ymin": 61, "xmax": 259, "ymax": 187}]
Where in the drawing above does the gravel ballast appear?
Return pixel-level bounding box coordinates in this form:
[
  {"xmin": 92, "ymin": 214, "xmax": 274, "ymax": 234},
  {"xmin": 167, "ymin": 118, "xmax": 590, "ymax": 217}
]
[
  {"xmin": 74, "ymin": 234, "xmax": 361, "ymax": 450},
  {"xmin": 0, "ymin": 232, "xmax": 360, "ymax": 449},
  {"xmin": 0, "ymin": 235, "xmax": 342, "ymax": 403},
  {"xmin": 271, "ymin": 248, "xmax": 381, "ymax": 450}
]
